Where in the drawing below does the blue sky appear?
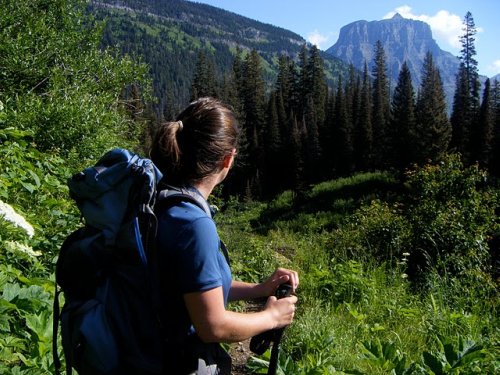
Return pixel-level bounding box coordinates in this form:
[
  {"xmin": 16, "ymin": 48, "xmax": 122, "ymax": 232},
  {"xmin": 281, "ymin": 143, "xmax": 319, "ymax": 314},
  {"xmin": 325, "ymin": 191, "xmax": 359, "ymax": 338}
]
[{"xmin": 189, "ymin": 0, "xmax": 500, "ymax": 77}]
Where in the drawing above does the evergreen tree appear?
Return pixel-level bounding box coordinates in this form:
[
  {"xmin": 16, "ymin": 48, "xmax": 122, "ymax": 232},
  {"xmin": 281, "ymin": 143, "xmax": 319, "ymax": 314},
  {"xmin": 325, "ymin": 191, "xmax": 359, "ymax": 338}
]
[
  {"xmin": 275, "ymin": 54, "xmax": 299, "ymax": 128},
  {"xmin": 273, "ymin": 56, "xmax": 299, "ymax": 191},
  {"xmin": 450, "ymin": 65, "xmax": 469, "ymax": 155},
  {"xmin": 241, "ymin": 49, "xmax": 266, "ymax": 198},
  {"xmin": 303, "ymin": 96, "xmax": 322, "ymax": 182},
  {"xmin": 491, "ymin": 80, "xmax": 500, "ymax": 176},
  {"xmin": 121, "ymin": 83, "xmax": 153, "ymax": 152},
  {"xmin": 415, "ymin": 52, "xmax": 451, "ymax": 164},
  {"xmin": 288, "ymin": 59, "xmax": 302, "ymax": 118},
  {"xmin": 390, "ymin": 61, "xmax": 416, "ymax": 169},
  {"xmin": 289, "ymin": 114, "xmax": 306, "ymax": 201},
  {"xmin": 305, "ymin": 45, "xmax": 328, "ymax": 127},
  {"xmin": 334, "ymin": 76, "xmax": 354, "ymax": 175},
  {"xmin": 190, "ymin": 50, "xmax": 217, "ymax": 100},
  {"xmin": 297, "ymin": 44, "xmax": 309, "ymax": 116},
  {"xmin": 322, "ymin": 89, "xmax": 336, "ymax": 177},
  {"xmin": 162, "ymin": 91, "xmax": 176, "ymax": 121},
  {"xmin": 354, "ymin": 62, "xmax": 373, "ymax": 171},
  {"xmin": 276, "ymin": 88, "xmax": 288, "ymax": 138},
  {"xmin": 276, "ymin": 55, "xmax": 292, "ymax": 110},
  {"xmin": 346, "ymin": 64, "xmax": 361, "ymax": 144},
  {"xmin": 451, "ymin": 12, "xmax": 481, "ymax": 163},
  {"xmin": 220, "ymin": 72, "xmax": 239, "ymax": 116},
  {"xmin": 371, "ymin": 40, "xmax": 391, "ymax": 168},
  {"xmin": 232, "ymin": 46, "xmax": 245, "ymax": 100},
  {"xmin": 477, "ymin": 79, "xmax": 494, "ymax": 168},
  {"xmin": 263, "ymin": 93, "xmax": 283, "ymax": 196}
]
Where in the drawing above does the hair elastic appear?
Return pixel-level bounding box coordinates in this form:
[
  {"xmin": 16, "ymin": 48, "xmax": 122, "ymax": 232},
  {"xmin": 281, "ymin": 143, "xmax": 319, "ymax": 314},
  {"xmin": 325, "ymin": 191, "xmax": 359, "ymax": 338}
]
[{"xmin": 177, "ymin": 120, "xmax": 184, "ymax": 132}]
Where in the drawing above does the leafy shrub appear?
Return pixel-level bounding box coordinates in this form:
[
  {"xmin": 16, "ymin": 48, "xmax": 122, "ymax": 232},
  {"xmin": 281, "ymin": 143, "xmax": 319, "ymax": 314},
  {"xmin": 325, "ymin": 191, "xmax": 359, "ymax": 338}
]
[
  {"xmin": 1, "ymin": 0, "xmax": 150, "ymax": 161},
  {"xmin": 0, "ymin": 1, "xmax": 152, "ymax": 373},
  {"xmin": 308, "ymin": 261, "xmax": 375, "ymax": 305},
  {"xmin": 0, "ymin": 192, "xmax": 56, "ymax": 373},
  {"xmin": 405, "ymin": 154, "xmax": 498, "ymax": 285},
  {"xmin": 330, "ymin": 200, "xmax": 411, "ymax": 264},
  {"xmin": 0, "ymin": 129, "xmax": 80, "ymax": 262}
]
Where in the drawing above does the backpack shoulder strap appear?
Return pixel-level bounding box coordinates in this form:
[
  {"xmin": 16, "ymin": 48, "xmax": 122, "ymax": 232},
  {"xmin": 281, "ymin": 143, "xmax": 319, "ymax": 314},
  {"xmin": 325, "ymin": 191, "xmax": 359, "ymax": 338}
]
[
  {"xmin": 156, "ymin": 187, "xmax": 212, "ymax": 218},
  {"xmin": 155, "ymin": 187, "xmax": 230, "ymax": 265}
]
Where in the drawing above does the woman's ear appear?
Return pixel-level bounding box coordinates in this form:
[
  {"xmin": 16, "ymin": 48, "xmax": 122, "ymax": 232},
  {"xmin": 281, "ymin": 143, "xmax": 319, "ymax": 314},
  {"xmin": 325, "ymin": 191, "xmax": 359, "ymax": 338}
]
[
  {"xmin": 222, "ymin": 149, "xmax": 237, "ymax": 169},
  {"xmin": 222, "ymin": 154, "xmax": 233, "ymax": 169}
]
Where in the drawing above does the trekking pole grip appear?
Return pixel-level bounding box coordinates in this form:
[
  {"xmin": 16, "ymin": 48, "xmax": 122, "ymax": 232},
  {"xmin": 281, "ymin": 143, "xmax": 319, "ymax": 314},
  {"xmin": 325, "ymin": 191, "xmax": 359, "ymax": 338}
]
[{"xmin": 249, "ymin": 283, "xmax": 293, "ymax": 355}]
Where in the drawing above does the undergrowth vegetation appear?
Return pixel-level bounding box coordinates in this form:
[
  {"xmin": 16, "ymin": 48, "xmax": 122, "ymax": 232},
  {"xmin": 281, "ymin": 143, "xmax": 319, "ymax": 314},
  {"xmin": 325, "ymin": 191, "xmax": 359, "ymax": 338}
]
[
  {"xmin": 0, "ymin": 128, "xmax": 499, "ymax": 374},
  {"xmin": 1, "ymin": 123, "xmax": 498, "ymax": 374},
  {"xmin": 219, "ymin": 156, "xmax": 499, "ymax": 374}
]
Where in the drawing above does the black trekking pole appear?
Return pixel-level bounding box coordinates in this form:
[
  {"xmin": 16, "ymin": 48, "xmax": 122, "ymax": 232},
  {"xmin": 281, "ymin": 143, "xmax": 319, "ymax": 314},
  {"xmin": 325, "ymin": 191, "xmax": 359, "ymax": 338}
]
[
  {"xmin": 250, "ymin": 283, "xmax": 293, "ymax": 375},
  {"xmin": 267, "ymin": 326, "xmax": 285, "ymax": 375}
]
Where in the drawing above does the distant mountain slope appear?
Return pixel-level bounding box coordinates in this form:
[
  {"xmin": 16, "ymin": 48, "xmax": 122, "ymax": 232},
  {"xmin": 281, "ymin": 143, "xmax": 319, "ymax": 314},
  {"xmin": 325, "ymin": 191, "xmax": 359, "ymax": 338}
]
[
  {"xmin": 326, "ymin": 13, "xmax": 460, "ymax": 107},
  {"xmin": 90, "ymin": 0, "xmax": 350, "ymax": 112},
  {"xmin": 96, "ymin": 0, "xmax": 305, "ymax": 50}
]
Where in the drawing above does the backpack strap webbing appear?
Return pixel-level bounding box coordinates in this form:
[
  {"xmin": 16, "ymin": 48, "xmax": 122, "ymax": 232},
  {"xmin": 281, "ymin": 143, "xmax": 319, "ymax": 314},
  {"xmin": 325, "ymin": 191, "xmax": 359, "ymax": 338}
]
[{"xmin": 157, "ymin": 188, "xmax": 212, "ymax": 218}]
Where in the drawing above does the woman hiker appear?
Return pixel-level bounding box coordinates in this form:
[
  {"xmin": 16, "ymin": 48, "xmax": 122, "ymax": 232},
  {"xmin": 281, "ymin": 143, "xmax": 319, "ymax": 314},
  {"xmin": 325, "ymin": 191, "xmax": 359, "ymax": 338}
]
[{"xmin": 151, "ymin": 97, "xmax": 299, "ymax": 374}]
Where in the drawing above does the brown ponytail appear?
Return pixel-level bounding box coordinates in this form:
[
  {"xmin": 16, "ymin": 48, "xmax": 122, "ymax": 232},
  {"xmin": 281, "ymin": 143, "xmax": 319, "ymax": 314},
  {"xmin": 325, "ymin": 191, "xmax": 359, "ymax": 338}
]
[{"xmin": 150, "ymin": 97, "xmax": 239, "ymax": 186}]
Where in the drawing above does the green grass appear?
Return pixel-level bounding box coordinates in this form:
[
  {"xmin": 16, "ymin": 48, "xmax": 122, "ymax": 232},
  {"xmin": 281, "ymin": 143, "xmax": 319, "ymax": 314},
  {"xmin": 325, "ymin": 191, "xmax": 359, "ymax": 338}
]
[{"xmin": 219, "ymin": 169, "xmax": 500, "ymax": 374}]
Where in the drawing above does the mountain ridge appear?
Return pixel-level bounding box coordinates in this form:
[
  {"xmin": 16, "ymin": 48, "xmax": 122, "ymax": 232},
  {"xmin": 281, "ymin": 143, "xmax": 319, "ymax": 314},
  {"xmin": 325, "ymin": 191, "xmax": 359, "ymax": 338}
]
[{"xmin": 91, "ymin": 0, "xmax": 351, "ymax": 111}]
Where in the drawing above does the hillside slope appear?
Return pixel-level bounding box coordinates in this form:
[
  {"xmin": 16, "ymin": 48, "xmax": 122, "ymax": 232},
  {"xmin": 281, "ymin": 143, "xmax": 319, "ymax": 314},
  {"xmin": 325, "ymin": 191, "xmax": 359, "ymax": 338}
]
[{"xmin": 91, "ymin": 0, "xmax": 350, "ymax": 112}]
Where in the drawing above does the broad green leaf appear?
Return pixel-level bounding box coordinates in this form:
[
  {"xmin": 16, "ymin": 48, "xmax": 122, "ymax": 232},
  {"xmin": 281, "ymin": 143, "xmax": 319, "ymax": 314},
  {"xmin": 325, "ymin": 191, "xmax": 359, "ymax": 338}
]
[
  {"xmin": 20, "ymin": 182, "xmax": 36, "ymax": 194},
  {"xmin": 423, "ymin": 351, "xmax": 444, "ymax": 375},
  {"xmin": 27, "ymin": 171, "xmax": 40, "ymax": 188}
]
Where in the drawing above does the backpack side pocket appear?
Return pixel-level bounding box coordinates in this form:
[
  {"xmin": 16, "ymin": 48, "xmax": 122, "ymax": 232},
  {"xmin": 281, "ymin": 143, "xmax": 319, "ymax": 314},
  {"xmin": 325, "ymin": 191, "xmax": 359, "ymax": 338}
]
[{"xmin": 61, "ymin": 281, "xmax": 119, "ymax": 375}]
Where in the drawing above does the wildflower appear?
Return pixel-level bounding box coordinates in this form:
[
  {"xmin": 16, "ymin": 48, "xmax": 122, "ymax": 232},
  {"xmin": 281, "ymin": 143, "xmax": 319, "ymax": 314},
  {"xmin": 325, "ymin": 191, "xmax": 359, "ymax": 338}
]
[
  {"xmin": 4, "ymin": 241, "xmax": 42, "ymax": 258},
  {"xmin": 401, "ymin": 273, "xmax": 408, "ymax": 279},
  {"xmin": 402, "ymin": 252, "xmax": 410, "ymax": 257},
  {"xmin": 0, "ymin": 200, "xmax": 35, "ymax": 238}
]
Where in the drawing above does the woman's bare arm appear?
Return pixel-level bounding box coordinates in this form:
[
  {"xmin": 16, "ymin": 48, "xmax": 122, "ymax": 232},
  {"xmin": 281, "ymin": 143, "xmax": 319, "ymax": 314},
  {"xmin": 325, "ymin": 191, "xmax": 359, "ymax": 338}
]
[{"xmin": 184, "ymin": 286, "xmax": 297, "ymax": 343}]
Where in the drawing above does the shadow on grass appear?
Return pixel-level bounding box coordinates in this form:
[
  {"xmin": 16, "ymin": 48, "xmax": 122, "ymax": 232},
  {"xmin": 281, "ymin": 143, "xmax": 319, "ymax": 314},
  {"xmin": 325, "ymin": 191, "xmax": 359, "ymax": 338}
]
[{"xmin": 251, "ymin": 172, "xmax": 404, "ymax": 234}]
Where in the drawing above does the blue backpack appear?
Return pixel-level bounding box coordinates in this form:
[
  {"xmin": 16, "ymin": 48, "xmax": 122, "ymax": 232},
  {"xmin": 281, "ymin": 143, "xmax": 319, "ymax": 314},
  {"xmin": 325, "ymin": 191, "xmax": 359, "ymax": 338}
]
[{"xmin": 52, "ymin": 148, "xmax": 213, "ymax": 375}]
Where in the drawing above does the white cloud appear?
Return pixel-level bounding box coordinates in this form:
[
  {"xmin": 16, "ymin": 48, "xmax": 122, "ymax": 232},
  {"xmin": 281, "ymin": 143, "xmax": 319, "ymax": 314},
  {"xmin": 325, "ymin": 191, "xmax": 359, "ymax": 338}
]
[
  {"xmin": 307, "ymin": 30, "xmax": 329, "ymax": 49},
  {"xmin": 383, "ymin": 5, "xmax": 483, "ymax": 51},
  {"xmin": 486, "ymin": 60, "xmax": 500, "ymax": 76}
]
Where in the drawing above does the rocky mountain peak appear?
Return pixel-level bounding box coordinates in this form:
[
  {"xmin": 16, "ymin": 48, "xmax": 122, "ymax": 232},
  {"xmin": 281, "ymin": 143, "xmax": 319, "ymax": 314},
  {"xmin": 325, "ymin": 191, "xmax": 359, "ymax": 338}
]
[{"xmin": 325, "ymin": 15, "xmax": 459, "ymax": 108}]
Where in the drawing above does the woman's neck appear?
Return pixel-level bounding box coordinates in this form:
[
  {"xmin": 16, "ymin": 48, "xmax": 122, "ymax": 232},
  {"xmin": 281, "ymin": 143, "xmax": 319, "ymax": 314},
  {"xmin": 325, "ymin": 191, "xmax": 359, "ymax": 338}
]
[
  {"xmin": 190, "ymin": 161, "xmax": 229, "ymax": 200},
  {"xmin": 191, "ymin": 174, "xmax": 218, "ymax": 200}
]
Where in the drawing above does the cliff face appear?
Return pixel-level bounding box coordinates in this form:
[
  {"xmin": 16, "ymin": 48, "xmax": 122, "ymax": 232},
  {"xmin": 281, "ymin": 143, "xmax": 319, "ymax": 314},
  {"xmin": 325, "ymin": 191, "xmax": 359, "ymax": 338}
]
[{"xmin": 326, "ymin": 14, "xmax": 460, "ymax": 105}]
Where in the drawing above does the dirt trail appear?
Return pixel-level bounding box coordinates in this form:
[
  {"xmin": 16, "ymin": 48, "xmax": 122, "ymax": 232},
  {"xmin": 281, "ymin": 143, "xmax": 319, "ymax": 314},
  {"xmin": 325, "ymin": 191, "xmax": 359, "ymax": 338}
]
[
  {"xmin": 229, "ymin": 300, "xmax": 265, "ymax": 374},
  {"xmin": 230, "ymin": 339, "xmax": 253, "ymax": 374}
]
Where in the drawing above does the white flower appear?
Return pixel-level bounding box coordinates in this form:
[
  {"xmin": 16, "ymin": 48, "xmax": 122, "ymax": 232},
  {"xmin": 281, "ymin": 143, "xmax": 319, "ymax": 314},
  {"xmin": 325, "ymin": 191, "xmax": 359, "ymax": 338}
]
[
  {"xmin": 0, "ymin": 200, "xmax": 35, "ymax": 238},
  {"xmin": 4, "ymin": 241, "xmax": 41, "ymax": 258}
]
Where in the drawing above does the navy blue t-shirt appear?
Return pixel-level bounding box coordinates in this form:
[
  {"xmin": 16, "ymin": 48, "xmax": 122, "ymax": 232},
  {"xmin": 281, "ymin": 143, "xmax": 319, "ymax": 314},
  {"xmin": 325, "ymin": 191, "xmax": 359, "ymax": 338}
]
[{"xmin": 156, "ymin": 194, "xmax": 232, "ymax": 344}]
